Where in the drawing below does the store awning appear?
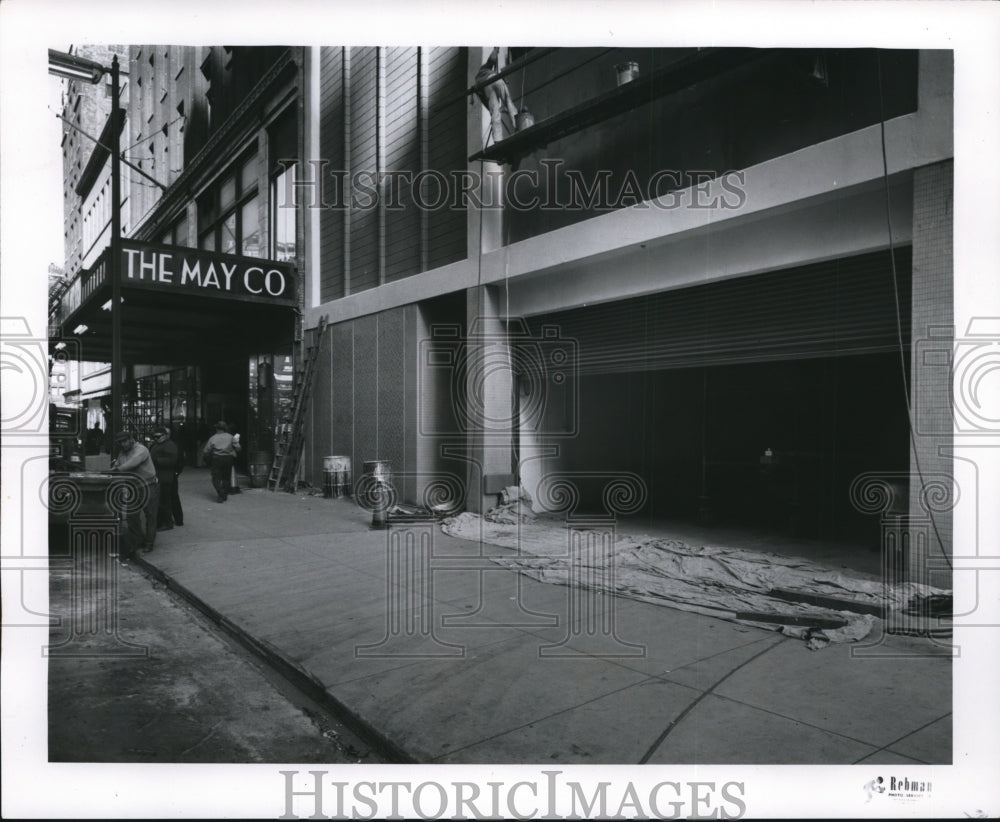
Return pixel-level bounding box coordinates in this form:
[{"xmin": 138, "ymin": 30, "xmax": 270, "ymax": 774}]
[{"xmin": 51, "ymin": 240, "xmax": 297, "ymax": 364}]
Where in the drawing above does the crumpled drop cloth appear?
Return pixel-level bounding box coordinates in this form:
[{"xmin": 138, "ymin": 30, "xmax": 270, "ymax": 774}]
[{"xmin": 440, "ymin": 512, "xmax": 950, "ymax": 649}]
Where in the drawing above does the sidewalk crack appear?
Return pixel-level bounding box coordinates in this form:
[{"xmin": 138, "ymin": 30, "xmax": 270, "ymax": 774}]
[{"xmin": 638, "ymin": 635, "xmax": 788, "ymax": 763}]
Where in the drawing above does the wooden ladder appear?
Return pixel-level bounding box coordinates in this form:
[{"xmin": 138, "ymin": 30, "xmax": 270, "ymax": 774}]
[{"xmin": 267, "ymin": 316, "xmax": 328, "ymax": 492}]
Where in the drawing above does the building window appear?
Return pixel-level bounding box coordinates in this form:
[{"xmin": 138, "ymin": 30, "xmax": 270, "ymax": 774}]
[
  {"xmin": 198, "ymin": 146, "xmax": 260, "ymax": 257},
  {"xmin": 270, "ymin": 164, "xmax": 295, "ymax": 262},
  {"xmin": 161, "ymin": 213, "xmax": 190, "ymax": 247},
  {"xmin": 268, "ymin": 111, "xmax": 297, "ymax": 263}
]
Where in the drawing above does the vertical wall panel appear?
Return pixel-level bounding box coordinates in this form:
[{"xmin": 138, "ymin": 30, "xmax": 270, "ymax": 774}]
[
  {"xmin": 377, "ymin": 308, "xmax": 406, "ymax": 473},
  {"xmin": 315, "ymin": 45, "xmax": 469, "ymax": 302},
  {"xmin": 308, "ymin": 309, "xmax": 414, "ymax": 494},
  {"xmin": 403, "ymin": 304, "xmax": 419, "ymax": 502},
  {"xmin": 349, "ymin": 47, "xmax": 379, "ymax": 294},
  {"xmin": 426, "ymin": 47, "xmax": 468, "ymax": 270},
  {"xmin": 330, "ymin": 321, "xmax": 355, "ymax": 470},
  {"xmin": 319, "ymin": 47, "xmax": 345, "ymax": 302},
  {"xmin": 352, "ymin": 314, "xmax": 379, "ymax": 475},
  {"xmin": 384, "ymin": 48, "xmax": 421, "ymax": 283},
  {"xmin": 909, "ymin": 160, "xmax": 953, "ymax": 573},
  {"xmin": 309, "ymin": 326, "xmax": 334, "ymax": 481}
]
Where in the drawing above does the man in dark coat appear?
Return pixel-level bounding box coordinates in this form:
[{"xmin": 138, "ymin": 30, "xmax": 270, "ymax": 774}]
[
  {"xmin": 150, "ymin": 425, "xmax": 182, "ymax": 530},
  {"xmin": 85, "ymin": 424, "xmax": 104, "ymax": 455}
]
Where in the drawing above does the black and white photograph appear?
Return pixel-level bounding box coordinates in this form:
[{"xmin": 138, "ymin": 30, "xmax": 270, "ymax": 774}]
[{"xmin": 2, "ymin": 0, "xmax": 998, "ymax": 818}]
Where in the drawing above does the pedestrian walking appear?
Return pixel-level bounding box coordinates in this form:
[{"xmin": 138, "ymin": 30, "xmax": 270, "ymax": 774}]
[
  {"xmin": 150, "ymin": 425, "xmax": 183, "ymax": 530},
  {"xmin": 111, "ymin": 430, "xmax": 159, "ymax": 557},
  {"xmin": 202, "ymin": 420, "xmax": 240, "ymax": 502}
]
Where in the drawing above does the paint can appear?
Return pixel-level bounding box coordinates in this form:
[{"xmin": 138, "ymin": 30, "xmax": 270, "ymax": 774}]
[
  {"xmin": 515, "ymin": 107, "xmax": 535, "ymax": 131},
  {"xmin": 323, "ymin": 456, "xmax": 337, "ymax": 497},
  {"xmin": 324, "ymin": 455, "xmax": 352, "ymax": 497}
]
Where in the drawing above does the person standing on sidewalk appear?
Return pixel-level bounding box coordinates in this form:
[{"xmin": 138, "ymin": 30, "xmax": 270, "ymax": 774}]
[
  {"xmin": 202, "ymin": 421, "xmax": 240, "ymax": 503},
  {"xmin": 171, "ymin": 429, "xmax": 185, "ymax": 526},
  {"xmin": 150, "ymin": 425, "xmax": 183, "ymax": 530},
  {"xmin": 111, "ymin": 430, "xmax": 159, "ymax": 556}
]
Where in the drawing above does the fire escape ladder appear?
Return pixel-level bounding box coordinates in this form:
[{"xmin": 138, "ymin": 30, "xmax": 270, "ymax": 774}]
[{"xmin": 267, "ymin": 315, "xmax": 328, "ymax": 492}]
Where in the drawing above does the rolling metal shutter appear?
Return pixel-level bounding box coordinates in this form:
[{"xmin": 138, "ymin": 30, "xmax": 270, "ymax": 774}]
[{"xmin": 526, "ymin": 247, "xmax": 911, "ymax": 374}]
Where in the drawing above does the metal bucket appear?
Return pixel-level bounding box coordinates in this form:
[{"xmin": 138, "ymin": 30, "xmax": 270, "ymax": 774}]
[
  {"xmin": 515, "ymin": 107, "xmax": 535, "ymax": 131},
  {"xmin": 615, "ymin": 61, "xmax": 640, "ymax": 86},
  {"xmin": 337, "ymin": 456, "xmax": 352, "ymax": 497},
  {"xmin": 323, "ymin": 455, "xmax": 353, "ymax": 498},
  {"xmin": 323, "ymin": 455, "xmax": 352, "ymax": 497},
  {"xmin": 322, "ymin": 458, "xmax": 335, "ymax": 498}
]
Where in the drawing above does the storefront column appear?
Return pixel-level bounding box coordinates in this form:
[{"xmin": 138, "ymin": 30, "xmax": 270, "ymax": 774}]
[
  {"xmin": 909, "ymin": 159, "xmax": 953, "ymax": 582},
  {"xmin": 464, "ymin": 284, "xmax": 514, "ymax": 514}
]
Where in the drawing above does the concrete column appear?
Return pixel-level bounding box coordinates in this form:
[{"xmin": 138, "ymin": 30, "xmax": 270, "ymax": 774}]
[
  {"xmin": 909, "ymin": 159, "xmax": 953, "ymax": 581},
  {"xmin": 464, "ymin": 284, "xmax": 513, "ymax": 513}
]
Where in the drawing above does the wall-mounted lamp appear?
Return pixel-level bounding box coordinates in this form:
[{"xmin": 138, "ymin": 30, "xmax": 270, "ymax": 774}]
[{"xmin": 47, "ymin": 49, "xmax": 108, "ymax": 84}]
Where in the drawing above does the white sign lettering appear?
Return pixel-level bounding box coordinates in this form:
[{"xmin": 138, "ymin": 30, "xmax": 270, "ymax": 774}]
[{"xmin": 120, "ymin": 243, "xmax": 294, "ymax": 303}]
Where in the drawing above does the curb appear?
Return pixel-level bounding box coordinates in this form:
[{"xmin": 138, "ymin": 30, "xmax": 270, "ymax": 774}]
[{"xmin": 132, "ymin": 554, "xmax": 416, "ymax": 764}]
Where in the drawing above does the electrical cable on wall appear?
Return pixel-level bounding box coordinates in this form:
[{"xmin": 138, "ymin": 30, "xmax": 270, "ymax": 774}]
[{"xmin": 503, "ymin": 49, "xmax": 520, "ymax": 483}]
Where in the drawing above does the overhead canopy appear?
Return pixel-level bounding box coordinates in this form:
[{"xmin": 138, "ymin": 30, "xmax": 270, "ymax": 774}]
[{"xmin": 51, "ymin": 240, "xmax": 297, "ymax": 363}]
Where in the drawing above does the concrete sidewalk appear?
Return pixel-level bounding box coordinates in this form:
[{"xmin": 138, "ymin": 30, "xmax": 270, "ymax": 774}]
[{"xmin": 135, "ymin": 468, "xmax": 952, "ymax": 765}]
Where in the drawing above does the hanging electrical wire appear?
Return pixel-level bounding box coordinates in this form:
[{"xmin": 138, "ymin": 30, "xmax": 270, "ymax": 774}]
[
  {"xmin": 49, "ymin": 105, "xmax": 166, "ymax": 191},
  {"xmin": 121, "ymin": 114, "xmax": 186, "ymax": 154},
  {"xmin": 876, "ymin": 52, "xmax": 953, "ymax": 574},
  {"xmin": 516, "ymin": 48, "xmax": 615, "ymax": 105}
]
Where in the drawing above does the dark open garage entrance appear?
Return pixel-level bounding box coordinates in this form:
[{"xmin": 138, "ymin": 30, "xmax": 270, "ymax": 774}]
[{"xmin": 519, "ymin": 247, "xmax": 912, "ymax": 563}]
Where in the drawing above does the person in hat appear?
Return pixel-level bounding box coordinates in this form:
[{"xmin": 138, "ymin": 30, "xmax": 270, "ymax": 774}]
[
  {"xmin": 111, "ymin": 430, "xmax": 159, "ymax": 557},
  {"xmin": 202, "ymin": 420, "xmax": 241, "ymax": 502},
  {"xmin": 150, "ymin": 425, "xmax": 183, "ymax": 530}
]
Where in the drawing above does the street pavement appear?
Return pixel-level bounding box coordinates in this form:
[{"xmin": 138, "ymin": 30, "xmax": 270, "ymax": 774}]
[
  {"xmin": 48, "ymin": 526, "xmax": 383, "ymax": 763},
  {"xmin": 130, "ymin": 468, "xmax": 952, "ymax": 765}
]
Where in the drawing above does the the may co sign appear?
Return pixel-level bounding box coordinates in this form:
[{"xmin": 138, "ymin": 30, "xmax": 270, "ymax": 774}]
[{"xmin": 119, "ymin": 240, "xmax": 295, "ymax": 305}]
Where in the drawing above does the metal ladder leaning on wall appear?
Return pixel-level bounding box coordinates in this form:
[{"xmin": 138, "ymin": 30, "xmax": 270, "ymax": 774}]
[{"xmin": 267, "ymin": 315, "xmax": 328, "ymax": 492}]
